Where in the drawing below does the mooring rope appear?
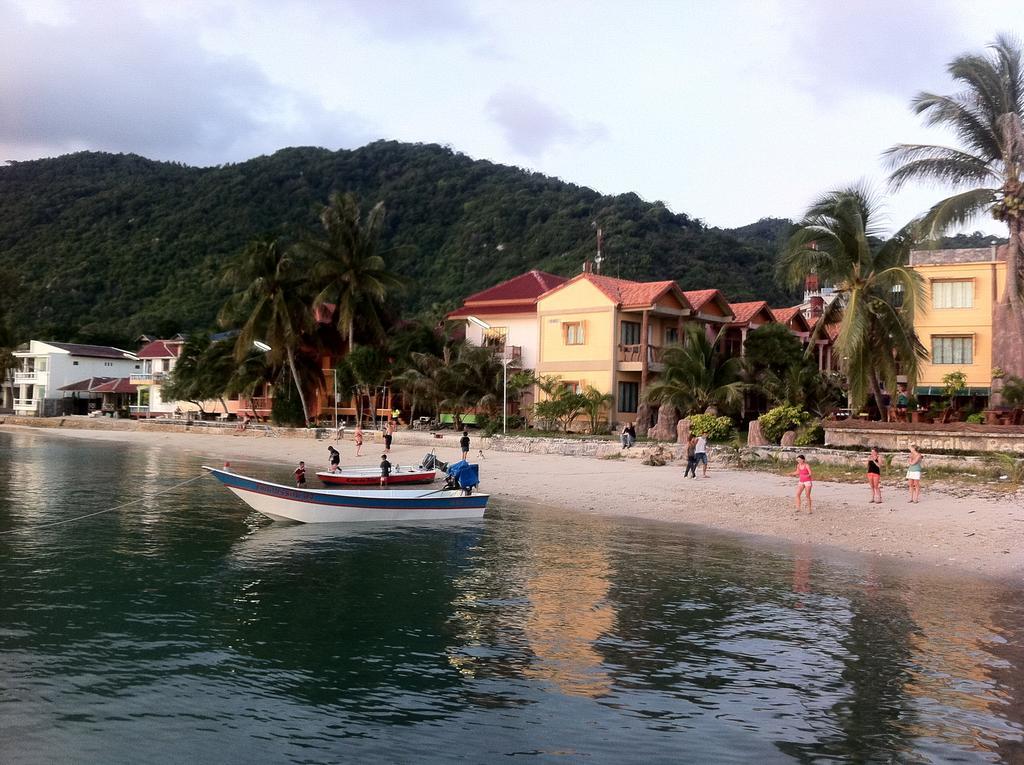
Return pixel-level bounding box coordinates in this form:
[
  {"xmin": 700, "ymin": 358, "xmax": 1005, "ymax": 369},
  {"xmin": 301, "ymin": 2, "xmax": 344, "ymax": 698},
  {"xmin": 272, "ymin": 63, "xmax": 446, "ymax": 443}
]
[{"xmin": 0, "ymin": 472, "xmax": 209, "ymax": 535}]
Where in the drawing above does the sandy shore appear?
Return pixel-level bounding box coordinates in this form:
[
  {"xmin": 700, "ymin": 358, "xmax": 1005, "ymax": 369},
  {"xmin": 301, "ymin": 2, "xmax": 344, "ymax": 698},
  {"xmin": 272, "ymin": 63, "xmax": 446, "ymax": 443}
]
[{"xmin": 4, "ymin": 423, "xmax": 1022, "ymax": 579}]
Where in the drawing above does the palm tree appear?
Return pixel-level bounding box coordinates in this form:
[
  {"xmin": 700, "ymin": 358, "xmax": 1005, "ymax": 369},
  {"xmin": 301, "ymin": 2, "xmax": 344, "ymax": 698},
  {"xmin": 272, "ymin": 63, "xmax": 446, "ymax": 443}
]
[
  {"xmin": 644, "ymin": 325, "xmax": 745, "ymax": 415},
  {"xmin": 300, "ymin": 192, "xmax": 406, "ymax": 350},
  {"xmin": 219, "ymin": 237, "xmax": 316, "ymax": 424},
  {"xmin": 777, "ymin": 186, "xmax": 927, "ymax": 413},
  {"xmin": 885, "ymin": 34, "xmax": 1024, "ymax": 302},
  {"xmin": 582, "ymin": 386, "xmax": 614, "ymax": 434}
]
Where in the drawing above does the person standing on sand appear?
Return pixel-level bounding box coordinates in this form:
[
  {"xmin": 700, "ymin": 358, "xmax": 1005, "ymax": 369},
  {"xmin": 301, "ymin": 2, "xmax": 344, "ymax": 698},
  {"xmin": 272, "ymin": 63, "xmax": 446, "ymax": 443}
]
[
  {"xmin": 906, "ymin": 444, "xmax": 923, "ymax": 503},
  {"xmin": 354, "ymin": 424, "xmax": 364, "ymax": 456},
  {"xmin": 327, "ymin": 445, "xmax": 341, "ymax": 474},
  {"xmin": 694, "ymin": 433, "xmax": 709, "ymax": 477},
  {"xmin": 383, "ymin": 424, "xmax": 393, "ymax": 453},
  {"xmin": 683, "ymin": 435, "xmax": 698, "ymax": 478},
  {"xmin": 293, "ymin": 461, "xmax": 306, "ymax": 487},
  {"xmin": 460, "ymin": 429, "xmax": 471, "ymax": 460},
  {"xmin": 792, "ymin": 455, "xmax": 813, "ymax": 513},
  {"xmin": 867, "ymin": 447, "xmax": 882, "ymax": 503}
]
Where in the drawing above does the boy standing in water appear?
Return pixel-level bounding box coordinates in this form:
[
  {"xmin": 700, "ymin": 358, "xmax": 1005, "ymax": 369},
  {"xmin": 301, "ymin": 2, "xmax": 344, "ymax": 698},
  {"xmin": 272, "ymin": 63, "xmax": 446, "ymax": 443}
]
[
  {"xmin": 791, "ymin": 455, "xmax": 813, "ymax": 513},
  {"xmin": 379, "ymin": 454, "xmax": 392, "ymax": 487},
  {"xmin": 293, "ymin": 461, "xmax": 306, "ymax": 487}
]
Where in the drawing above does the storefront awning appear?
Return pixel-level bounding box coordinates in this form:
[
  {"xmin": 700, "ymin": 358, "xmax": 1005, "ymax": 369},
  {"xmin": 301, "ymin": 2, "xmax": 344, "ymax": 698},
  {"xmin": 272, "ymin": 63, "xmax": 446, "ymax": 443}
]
[{"xmin": 914, "ymin": 386, "xmax": 990, "ymax": 396}]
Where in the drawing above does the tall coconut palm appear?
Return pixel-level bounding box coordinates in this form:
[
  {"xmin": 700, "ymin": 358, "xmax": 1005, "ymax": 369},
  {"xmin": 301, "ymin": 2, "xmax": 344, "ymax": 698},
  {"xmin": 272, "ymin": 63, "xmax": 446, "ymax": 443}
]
[
  {"xmin": 777, "ymin": 186, "xmax": 927, "ymax": 413},
  {"xmin": 219, "ymin": 237, "xmax": 315, "ymax": 424},
  {"xmin": 644, "ymin": 324, "xmax": 745, "ymax": 416},
  {"xmin": 300, "ymin": 192, "xmax": 406, "ymax": 350},
  {"xmin": 885, "ymin": 34, "xmax": 1024, "ymax": 302}
]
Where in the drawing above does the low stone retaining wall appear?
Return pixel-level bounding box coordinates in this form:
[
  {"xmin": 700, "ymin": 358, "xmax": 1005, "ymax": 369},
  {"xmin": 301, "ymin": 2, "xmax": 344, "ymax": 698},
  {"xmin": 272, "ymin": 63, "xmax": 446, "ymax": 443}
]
[
  {"xmin": 825, "ymin": 420, "xmax": 1024, "ymax": 454},
  {"xmin": 737, "ymin": 444, "xmax": 1018, "ymax": 472}
]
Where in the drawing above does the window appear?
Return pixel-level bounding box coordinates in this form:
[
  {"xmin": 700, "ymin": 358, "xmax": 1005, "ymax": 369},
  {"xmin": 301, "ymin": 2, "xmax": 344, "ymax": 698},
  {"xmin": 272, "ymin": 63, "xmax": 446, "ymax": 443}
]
[
  {"xmin": 561, "ymin": 381, "xmax": 583, "ymax": 394},
  {"xmin": 932, "ymin": 280, "xmax": 973, "ymax": 309},
  {"xmin": 563, "ymin": 322, "xmax": 585, "ymax": 345},
  {"xmin": 618, "ymin": 381, "xmax": 639, "ymax": 413},
  {"xmin": 73, "ymin": 361, "xmax": 79, "ymax": 366},
  {"xmin": 665, "ymin": 327, "xmax": 679, "ymax": 345},
  {"xmin": 482, "ymin": 327, "xmax": 508, "ymax": 348},
  {"xmin": 38, "ymin": 359, "xmax": 47, "ymax": 372},
  {"xmin": 620, "ymin": 321, "xmax": 641, "ymax": 345},
  {"xmin": 104, "ymin": 361, "xmax": 113, "ymax": 367},
  {"xmin": 932, "ymin": 336, "xmax": 973, "ymax": 365}
]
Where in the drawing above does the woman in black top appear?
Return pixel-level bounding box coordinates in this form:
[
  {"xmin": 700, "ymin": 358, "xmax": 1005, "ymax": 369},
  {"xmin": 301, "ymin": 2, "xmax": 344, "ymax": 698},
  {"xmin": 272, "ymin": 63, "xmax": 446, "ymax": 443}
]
[{"xmin": 867, "ymin": 447, "xmax": 882, "ymax": 503}]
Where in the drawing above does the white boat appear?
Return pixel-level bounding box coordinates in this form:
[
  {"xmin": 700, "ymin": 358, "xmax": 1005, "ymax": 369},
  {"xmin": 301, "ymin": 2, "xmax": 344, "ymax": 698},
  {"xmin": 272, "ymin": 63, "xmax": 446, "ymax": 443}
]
[{"xmin": 203, "ymin": 466, "xmax": 488, "ymax": 523}]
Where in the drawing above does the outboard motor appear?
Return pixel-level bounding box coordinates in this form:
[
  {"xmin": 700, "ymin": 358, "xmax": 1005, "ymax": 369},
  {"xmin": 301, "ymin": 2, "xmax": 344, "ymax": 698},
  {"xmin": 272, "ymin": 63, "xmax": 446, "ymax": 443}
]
[
  {"xmin": 420, "ymin": 452, "xmax": 448, "ymax": 472},
  {"xmin": 444, "ymin": 460, "xmax": 480, "ymax": 495}
]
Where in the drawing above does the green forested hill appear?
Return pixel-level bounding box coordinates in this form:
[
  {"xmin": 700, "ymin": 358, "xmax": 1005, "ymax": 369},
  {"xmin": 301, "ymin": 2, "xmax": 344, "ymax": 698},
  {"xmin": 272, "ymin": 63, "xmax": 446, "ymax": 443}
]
[{"xmin": 0, "ymin": 142, "xmax": 798, "ymax": 345}]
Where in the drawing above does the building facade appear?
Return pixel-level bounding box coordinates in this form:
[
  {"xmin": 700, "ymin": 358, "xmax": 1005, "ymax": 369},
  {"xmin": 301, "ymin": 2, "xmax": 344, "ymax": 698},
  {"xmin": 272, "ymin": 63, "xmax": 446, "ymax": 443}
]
[
  {"xmin": 3, "ymin": 341, "xmax": 141, "ymax": 416},
  {"xmin": 910, "ymin": 245, "xmax": 1007, "ymax": 398}
]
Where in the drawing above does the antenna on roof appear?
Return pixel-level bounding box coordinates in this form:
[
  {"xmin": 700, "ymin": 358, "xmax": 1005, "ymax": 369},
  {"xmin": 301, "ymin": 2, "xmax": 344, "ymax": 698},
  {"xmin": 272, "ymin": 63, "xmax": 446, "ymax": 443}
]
[{"xmin": 594, "ymin": 226, "xmax": 604, "ymax": 275}]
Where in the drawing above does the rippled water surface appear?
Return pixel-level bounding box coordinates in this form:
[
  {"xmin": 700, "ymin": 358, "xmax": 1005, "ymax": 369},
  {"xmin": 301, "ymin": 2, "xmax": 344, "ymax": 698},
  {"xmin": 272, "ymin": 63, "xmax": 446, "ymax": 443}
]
[{"xmin": 0, "ymin": 429, "xmax": 1022, "ymax": 763}]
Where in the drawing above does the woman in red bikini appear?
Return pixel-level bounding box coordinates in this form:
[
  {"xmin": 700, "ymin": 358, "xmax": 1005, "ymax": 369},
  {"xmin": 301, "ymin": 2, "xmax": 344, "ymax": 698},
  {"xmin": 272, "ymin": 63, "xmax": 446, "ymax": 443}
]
[{"xmin": 792, "ymin": 455, "xmax": 813, "ymax": 514}]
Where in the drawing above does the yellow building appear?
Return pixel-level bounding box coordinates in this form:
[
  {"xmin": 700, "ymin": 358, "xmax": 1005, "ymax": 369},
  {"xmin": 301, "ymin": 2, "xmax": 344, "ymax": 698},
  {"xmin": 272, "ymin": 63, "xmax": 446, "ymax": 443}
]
[
  {"xmin": 535, "ymin": 272, "xmax": 732, "ymax": 427},
  {"xmin": 909, "ymin": 245, "xmax": 1007, "ymax": 397}
]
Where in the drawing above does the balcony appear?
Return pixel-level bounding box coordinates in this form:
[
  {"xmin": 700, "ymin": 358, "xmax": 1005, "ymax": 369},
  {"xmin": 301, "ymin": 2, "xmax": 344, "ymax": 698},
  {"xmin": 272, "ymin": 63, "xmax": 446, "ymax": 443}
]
[
  {"xmin": 13, "ymin": 398, "xmax": 37, "ymax": 408},
  {"xmin": 130, "ymin": 371, "xmax": 166, "ymax": 384},
  {"xmin": 617, "ymin": 344, "xmax": 664, "ymax": 372},
  {"xmin": 14, "ymin": 371, "xmax": 38, "ymax": 382},
  {"xmin": 486, "ymin": 344, "xmax": 523, "ymax": 364},
  {"xmin": 129, "ymin": 405, "xmax": 150, "ymax": 415}
]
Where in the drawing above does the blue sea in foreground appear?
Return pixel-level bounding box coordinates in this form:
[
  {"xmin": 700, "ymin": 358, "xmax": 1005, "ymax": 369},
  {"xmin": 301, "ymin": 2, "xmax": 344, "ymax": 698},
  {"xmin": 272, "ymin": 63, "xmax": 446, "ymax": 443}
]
[{"xmin": 0, "ymin": 428, "xmax": 1021, "ymax": 764}]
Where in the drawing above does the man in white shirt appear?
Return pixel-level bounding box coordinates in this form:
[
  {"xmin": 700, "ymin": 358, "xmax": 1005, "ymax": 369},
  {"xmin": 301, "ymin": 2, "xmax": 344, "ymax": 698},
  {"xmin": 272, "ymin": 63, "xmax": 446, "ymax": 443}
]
[{"xmin": 694, "ymin": 434, "xmax": 709, "ymax": 477}]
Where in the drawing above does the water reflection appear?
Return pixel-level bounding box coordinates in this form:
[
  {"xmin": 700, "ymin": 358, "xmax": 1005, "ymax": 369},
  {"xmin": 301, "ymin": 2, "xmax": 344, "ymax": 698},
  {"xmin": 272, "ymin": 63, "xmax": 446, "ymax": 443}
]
[{"xmin": 0, "ymin": 429, "xmax": 1022, "ymax": 763}]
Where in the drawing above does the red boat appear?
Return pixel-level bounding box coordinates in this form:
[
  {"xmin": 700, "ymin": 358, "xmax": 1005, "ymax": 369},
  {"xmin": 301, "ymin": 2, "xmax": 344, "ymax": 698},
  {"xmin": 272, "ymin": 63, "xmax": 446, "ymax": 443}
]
[{"xmin": 317, "ymin": 467, "xmax": 438, "ymax": 486}]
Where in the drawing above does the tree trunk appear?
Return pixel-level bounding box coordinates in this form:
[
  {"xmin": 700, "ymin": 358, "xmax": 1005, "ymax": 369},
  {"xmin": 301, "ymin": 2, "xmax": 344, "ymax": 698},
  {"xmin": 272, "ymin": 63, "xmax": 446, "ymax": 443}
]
[
  {"xmin": 870, "ymin": 372, "xmax": 886, "ymax": 420},
  {"xmin": 1009, "ymin": 218, "xmax": 1023, "ymax": 305},
  {"xmin": 348, "ymin": 319, "xmax": 355, "ymax": 352},
  {"xmin": 287, "ymin": 348, "xmax": 311, "ymax": 425}
]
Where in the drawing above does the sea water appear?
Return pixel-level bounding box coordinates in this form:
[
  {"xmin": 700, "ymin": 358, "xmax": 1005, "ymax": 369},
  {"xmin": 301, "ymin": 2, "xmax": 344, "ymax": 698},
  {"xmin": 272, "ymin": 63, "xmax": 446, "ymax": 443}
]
[{"xmin": 0, "ymin": 428, "xmax": 1021, "ymax": 763}]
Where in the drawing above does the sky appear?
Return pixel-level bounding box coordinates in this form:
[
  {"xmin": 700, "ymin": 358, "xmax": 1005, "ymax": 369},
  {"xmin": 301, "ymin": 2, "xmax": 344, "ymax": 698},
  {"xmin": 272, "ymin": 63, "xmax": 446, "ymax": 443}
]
[{"xmin": 2, "ymin": 0, "xmax": 1022, "ymax": 235}]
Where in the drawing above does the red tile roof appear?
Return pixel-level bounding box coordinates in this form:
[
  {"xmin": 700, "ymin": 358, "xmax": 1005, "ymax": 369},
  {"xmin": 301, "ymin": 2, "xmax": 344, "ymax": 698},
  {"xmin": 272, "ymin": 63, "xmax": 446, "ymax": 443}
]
[
  {"xmin": 58, "ymin": 376, "xmax": 115, "ymax": 392},
  {"xmin": 137, "ymin": 340, "xmax": 183, "ymax": 359},
  {"xmin": 447, "ymin": 303, "xmax": 538, "ymax": 318},
  {"xmin": 728, "ymin": 301, "xmax": 774, "ymax": 325},
  {"xmin": 825, "ymin": 322, "xmax": 842, "ymax": 341},
  {"xmin": 462, "ymin": 270, "xmax": 569, "ymax": 304},
  {"xmin": 90, "ymin": 378, "xmax": 138, "ymax": 394},
  {"xmin": 771, "ymin": 306, "xmax": 811, "ymax": 332},
  {"xmin": 682, "ymin": 290, "xmax": 720, "ymax": 311},
  {"xmin": 579, "ymin": 274, "xmax": 686, "ymax": 308}
]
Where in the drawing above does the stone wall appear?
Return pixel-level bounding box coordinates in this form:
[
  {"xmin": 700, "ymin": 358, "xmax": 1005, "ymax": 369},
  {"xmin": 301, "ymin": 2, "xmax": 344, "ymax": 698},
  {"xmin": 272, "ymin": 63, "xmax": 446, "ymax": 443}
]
[{"xmin": 825, "ymin": 420, "xmax": 1024, "ymax": 454}]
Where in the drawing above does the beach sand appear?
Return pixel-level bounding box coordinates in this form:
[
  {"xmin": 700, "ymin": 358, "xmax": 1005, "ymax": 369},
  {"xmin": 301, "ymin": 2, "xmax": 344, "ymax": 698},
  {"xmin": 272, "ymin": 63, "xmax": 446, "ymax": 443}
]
[{"xmin": 4, "ymin": 423, "xmax": 1022, "ymax": 579}]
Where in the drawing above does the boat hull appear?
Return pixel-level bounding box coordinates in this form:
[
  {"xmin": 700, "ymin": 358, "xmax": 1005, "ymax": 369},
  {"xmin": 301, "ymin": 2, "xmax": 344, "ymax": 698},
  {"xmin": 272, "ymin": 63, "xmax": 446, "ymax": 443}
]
[
  {"xmin": 204, "ymin": 467, "xmax": 487, "ymax": 523},
  {"xmin": 316, "ymin": 468, "xmax": 436, "ymax": 486}
]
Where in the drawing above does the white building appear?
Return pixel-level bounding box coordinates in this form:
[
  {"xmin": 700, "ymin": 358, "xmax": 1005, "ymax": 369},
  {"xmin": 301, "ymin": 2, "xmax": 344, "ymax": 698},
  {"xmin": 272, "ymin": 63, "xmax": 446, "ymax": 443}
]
[
  {"xmin": 2, "ymin": 341, "xmax": 141, "ymax": 416},
  {"xmin": 131, "ymin": 337, "xmax": 186, "ymax": 417}
]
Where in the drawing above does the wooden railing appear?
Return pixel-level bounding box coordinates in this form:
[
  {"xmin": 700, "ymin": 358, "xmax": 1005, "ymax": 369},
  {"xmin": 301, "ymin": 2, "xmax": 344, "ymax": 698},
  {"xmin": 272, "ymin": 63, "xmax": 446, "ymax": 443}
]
[{"xmin": 617, "ymin": 344, "xmax": 663, "ymax": 363}]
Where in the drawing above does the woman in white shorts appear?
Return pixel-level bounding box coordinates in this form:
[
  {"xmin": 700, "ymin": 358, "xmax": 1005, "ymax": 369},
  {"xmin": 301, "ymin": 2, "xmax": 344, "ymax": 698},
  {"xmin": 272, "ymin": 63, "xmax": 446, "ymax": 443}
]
[{"xmin": 906, "ymin": 444, "xmax": 922, "ymax": 503}]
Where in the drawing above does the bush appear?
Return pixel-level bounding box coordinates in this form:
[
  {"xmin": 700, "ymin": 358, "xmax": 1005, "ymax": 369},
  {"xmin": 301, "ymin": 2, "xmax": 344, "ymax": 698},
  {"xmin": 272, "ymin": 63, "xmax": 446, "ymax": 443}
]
[
  {"xmin": 966, "ymin": 413, "xmax": 985, "ymax": 424},
  {"xmin": 794, "ymin": 422, "xmax": 825, "ymax": 446},
  {"xmin": 759, "ymin": 405, "xmax": 810, "ymax": 444},
  {"xmin": 688, "ymin": 414, "xmax": 733, "ymax": 441}
]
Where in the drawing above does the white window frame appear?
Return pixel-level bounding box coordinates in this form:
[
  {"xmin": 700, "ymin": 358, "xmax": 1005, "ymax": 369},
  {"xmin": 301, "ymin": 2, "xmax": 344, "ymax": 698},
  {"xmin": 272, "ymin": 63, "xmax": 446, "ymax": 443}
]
[
  {"xmin": 931, "ymin": 336, "xmax": 974, "ymax": 365},
  {"xmin": 931, "ymin": 280, "xmax": 974, "ymax": 309}
]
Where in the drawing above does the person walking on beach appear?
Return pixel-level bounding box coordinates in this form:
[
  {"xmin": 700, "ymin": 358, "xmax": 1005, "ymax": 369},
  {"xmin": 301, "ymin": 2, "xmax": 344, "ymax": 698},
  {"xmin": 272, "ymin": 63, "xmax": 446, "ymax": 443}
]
[
  {"xmin": 792, "ymin": 455, "xmax": 813, "ymax": 513},
  {"xmin": 683, "ymin": 435, "xmax": 698, "ymax": 478},
  {"xmin": 327, "ymin": 445, "xmax": 341, "ymax": 474},
  {"xmin": 379, "ymin": 454, "xmax": 392, "ymax": 487},
  {"xmin": 383, "ymin": 424, "xmax": 393, "ymax": 453},
  {"xmin": 867, "ymin": 447, "xmax": 882, "ymax": 503},
  {"xmin": 906, "ymin": 444, "xmax": 923, "ymax": 503},
  {"xmin": 694, "ymin": 433, "xmax": 709, "ymax": 477},
  {"xmin": 460, "ymin": 429, "xmax": 471, "ymax": 460},
  {"xmin": 293, "ymin": 461, "xmax": 307, "ymax": 487},
  {"xmin": 354, "ymin": 424, "xmax": 364, "ymax": 456}
]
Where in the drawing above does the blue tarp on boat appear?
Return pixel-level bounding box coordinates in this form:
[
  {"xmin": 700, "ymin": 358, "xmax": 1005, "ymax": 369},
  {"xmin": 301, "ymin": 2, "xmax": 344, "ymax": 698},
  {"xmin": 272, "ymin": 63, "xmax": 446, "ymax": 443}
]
[{"xmin": 446, "ymin": 460, "xmax": 480, "ymax": 489}]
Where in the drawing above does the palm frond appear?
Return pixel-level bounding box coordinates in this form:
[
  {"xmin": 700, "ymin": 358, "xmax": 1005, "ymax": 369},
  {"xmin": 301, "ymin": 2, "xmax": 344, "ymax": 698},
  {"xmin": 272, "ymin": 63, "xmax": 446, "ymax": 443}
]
[{"xmin": 916, "ymin": 188, "xmax": 999, "ymax": 239}]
